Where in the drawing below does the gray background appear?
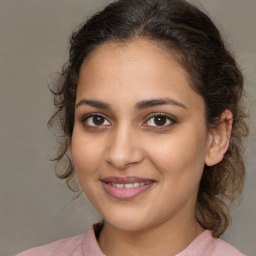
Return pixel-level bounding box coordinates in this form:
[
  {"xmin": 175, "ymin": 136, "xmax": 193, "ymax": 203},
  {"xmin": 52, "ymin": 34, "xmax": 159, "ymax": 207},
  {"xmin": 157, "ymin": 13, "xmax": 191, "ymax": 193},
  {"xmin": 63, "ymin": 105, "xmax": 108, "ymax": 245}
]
[{"xmin": 0, "ymin": 0, "xmax": 255, "ymax": 255}]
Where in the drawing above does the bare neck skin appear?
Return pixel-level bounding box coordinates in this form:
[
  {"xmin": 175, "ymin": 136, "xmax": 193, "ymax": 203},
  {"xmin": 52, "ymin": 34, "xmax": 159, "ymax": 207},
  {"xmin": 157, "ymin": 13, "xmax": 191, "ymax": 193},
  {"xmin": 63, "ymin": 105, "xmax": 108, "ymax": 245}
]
[{"xmin": 98, "ymin": 208, "xmax": 204, "ymax": 256}]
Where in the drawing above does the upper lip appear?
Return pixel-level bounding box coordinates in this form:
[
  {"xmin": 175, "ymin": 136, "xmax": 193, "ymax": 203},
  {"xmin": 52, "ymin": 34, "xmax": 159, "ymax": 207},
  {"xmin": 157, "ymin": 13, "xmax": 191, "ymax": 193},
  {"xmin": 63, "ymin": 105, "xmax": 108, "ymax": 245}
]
[{"xmin": 100, "ymin": 176, "xmax": 155, "ymax": 184}]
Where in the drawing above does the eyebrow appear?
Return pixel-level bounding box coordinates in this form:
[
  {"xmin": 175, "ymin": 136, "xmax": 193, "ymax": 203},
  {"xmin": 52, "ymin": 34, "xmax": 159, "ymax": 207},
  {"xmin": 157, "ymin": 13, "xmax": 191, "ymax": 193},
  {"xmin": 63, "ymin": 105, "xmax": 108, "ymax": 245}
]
[
  {"xmin": 76, "ymin": 97, "xmax": 187, "ymax": 111},
  {"xmin": 135, "ymin": 98, "xmax": 187, "ymax": 111},
  {"xmin": 76, "ymin": 99, "xmax": 111, "ymax": 110}
]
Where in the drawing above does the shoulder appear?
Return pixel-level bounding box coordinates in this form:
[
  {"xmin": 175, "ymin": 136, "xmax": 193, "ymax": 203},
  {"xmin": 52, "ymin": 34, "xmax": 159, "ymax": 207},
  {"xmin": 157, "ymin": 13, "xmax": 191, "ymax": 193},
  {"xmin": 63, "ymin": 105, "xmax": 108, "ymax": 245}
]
[
  {"xmin": 16, "ymin": 234, "xmax": 85, "ymax": 256},
  {"xmin": 211, "ymin": 238, "xmax": 245, "ymax": 256},
  {"xmin": 16, "ymin": 224, "xmax": 104, "ymax": 256},
  {"xmin": 178, "ymin": 230, "xmax": 245, "ymax": 256}
]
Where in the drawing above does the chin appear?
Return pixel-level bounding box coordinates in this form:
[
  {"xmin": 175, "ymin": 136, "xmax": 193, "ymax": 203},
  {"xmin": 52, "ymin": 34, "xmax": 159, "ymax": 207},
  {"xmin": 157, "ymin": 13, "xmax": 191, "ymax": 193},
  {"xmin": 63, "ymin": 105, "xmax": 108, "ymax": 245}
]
[
  {"xmin": 102, "ymin": 210, "xmax": 151, "ymax": 232},
  {"xmin": 107, "ymin": 219, "xmax": 148, "ymax": 232}
]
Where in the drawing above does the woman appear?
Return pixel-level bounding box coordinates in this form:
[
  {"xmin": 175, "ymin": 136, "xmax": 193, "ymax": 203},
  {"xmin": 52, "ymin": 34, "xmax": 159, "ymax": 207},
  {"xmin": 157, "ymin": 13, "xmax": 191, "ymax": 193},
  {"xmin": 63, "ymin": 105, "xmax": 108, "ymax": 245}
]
[{"xmin": 17, "ymin": 0, "xmax": 248, "ymax": 255}]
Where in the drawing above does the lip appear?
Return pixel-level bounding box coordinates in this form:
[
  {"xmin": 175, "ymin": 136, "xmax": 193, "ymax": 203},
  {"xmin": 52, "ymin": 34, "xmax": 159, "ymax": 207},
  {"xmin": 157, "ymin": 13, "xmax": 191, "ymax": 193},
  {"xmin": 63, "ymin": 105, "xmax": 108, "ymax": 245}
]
[
  {"xmin": 101, "ymin": 176, "xmax": 155, "ymax": 184},
  {"xmin": 100, "ymin": 176, "xmax": 155, "ymax": 200}
]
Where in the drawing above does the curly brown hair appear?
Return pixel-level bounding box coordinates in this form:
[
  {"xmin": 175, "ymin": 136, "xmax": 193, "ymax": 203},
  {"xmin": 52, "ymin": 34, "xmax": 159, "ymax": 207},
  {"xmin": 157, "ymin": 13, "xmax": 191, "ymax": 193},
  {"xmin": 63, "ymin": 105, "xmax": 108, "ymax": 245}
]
[{"xmin": 48, "ymin": 0, "xmax": 248, "ymax": 237}]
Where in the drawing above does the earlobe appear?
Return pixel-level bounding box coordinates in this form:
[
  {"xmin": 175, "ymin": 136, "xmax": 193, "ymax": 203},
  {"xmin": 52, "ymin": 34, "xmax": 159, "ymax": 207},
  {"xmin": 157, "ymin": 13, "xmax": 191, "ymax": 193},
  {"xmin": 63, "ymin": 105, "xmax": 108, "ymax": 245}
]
[{"xmin": 205, "ymin": 110, "xmax": 233, "ymax": 166}]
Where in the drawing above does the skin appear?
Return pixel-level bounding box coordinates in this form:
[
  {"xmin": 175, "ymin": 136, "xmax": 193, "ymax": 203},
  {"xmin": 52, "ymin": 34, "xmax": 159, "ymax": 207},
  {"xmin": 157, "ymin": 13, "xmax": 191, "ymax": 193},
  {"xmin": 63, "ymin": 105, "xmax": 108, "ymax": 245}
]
[{"xmin": 71, "ymin": 38, "xmax": 232, "ymax": 256}]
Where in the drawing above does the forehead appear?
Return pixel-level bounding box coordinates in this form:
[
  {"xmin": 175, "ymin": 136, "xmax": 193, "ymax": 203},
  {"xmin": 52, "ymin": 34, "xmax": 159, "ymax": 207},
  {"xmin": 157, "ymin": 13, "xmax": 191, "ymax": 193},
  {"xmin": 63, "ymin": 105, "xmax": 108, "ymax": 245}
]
[
  {"xmin": 77, "ymin": 38, "xmax": 204, "ymax": 112},
  {"xmin": 81, "ymin": 39, "xmax": 186, "ymax": 82}
]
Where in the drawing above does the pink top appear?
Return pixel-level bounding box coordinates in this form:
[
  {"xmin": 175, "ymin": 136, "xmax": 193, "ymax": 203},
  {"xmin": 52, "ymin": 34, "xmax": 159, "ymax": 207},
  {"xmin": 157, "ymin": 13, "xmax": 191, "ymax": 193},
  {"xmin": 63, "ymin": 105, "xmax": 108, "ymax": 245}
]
[{"xmin": 17, "ymin": 223, "xmax": 244, "ymax": 256}]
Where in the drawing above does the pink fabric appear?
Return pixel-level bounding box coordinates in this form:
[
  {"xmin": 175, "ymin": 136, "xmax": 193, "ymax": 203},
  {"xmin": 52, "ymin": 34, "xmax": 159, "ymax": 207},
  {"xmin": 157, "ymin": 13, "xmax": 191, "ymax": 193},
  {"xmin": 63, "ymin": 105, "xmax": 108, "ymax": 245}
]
[{"xmin": 17, "ymin": 224, "xmax": 244, "ymax": 256}]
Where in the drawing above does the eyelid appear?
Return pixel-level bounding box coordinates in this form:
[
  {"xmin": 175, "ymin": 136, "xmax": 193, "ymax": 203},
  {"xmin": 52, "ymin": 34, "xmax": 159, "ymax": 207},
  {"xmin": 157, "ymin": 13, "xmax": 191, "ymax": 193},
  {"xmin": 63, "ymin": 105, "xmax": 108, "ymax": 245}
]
[
  {"xmin": 79, "ymin": 112, "xmax": 176, "ymax": 129},
  {"xmin": 80, "ymin": 112, "xmax": 112, "ymax": 127},
  {"xmin": 142, "ymin": 112, "xmax": 177, "ymax": 128}
]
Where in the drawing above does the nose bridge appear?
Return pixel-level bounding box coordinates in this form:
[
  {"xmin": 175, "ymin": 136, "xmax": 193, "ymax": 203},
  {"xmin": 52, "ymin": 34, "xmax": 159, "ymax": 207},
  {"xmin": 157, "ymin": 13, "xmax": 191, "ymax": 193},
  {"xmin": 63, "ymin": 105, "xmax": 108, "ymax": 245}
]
[{"xmin": 105, "ymin": 122, "xmax": 143, "ymax": 169}]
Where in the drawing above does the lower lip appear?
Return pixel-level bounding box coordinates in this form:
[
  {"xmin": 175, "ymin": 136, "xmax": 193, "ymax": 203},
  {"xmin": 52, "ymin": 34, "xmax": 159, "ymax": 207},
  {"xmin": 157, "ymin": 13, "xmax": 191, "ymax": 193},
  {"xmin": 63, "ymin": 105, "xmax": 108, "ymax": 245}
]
[{"xmin": 102, "ymin": 182, "xmax": 154, "ymax": 200}]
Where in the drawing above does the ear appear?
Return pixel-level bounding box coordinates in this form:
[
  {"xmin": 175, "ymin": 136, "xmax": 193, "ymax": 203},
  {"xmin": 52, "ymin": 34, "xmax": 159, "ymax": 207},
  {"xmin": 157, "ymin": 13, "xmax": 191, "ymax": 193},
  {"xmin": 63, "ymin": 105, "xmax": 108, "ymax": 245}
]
[{"xmin": 205, "ymin": 110, "xmax": 233, "ymax": 166}]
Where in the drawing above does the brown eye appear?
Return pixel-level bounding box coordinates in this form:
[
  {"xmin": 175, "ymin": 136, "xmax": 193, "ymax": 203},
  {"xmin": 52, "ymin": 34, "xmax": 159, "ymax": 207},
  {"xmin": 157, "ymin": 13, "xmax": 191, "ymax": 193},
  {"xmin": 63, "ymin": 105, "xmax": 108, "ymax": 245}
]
[
  {"xmin": 154, "ymin": 116, "xmax": 167, "ymax": 126},
  {"xmin": 93, "ymin": 116, "xmax": 105, "ymax": 125},
  {"xmin": 83, "ymin": 114, "xmax": 111, "ymax": 127},
  {"xmin": 144, "ymin": 114, "xmax": 175, "ymax": 128}
]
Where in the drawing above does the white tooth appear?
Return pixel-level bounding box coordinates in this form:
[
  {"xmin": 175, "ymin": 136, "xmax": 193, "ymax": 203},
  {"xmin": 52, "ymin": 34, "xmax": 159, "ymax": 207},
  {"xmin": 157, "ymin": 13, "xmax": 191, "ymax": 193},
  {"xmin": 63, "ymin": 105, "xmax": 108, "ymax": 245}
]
[
  {"xmin": 133, "ymin": 182, "xmax": 139, "ymax": 187},
  {"xmin": 112, "ymin": 183, "xmax": 124, "ymax": 188},
  {"xmin": 112, "ymin": 182, "xmax": 150, "ymax": 188},
  {"xmin": 125, "ymin": 183, "xmax": 134, "ymax": 189}
]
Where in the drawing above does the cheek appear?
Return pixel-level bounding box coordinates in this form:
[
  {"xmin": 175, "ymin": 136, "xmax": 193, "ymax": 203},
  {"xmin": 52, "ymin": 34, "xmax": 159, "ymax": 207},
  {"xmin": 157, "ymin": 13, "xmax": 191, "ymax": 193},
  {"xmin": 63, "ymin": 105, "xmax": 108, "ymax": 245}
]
[
  {"xmin": 148, "ymin": 128, "xmax": 208, "ymax": 176},
  {"xmin": 71, "ymin": 130, "xmax": 102, "ymax": 176}
]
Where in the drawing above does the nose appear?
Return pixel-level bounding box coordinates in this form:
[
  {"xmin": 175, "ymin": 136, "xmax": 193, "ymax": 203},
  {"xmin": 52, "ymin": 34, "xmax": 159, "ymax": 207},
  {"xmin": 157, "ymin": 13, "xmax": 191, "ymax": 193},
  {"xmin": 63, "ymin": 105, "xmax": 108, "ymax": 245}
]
[{"xmin": 105, "ymin": 124, "xmax": 144, "ymax": 170}]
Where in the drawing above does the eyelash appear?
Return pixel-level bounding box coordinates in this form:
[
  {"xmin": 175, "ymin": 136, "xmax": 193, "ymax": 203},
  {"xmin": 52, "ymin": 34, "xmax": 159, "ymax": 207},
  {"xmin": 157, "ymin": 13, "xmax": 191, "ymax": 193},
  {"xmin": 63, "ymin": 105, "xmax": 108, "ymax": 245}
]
[
  {"xmin": 81, "ymin": 113, "xmax": 111, "ymax": 128},
  {"xmin": 80, "ymin": 112, "xmax": 177, "ymax": 129},
  {"xmin": 143, "ymin": 113, "xmax": 177, "ymax": 129}
]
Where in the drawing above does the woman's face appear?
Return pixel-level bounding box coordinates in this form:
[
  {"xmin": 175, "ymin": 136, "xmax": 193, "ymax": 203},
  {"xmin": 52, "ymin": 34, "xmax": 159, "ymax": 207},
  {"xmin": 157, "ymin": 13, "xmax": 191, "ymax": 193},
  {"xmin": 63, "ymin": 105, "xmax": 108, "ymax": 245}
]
[{"xmin": 72, "ymin": 39, "xmax": 211, "ymax": 232}]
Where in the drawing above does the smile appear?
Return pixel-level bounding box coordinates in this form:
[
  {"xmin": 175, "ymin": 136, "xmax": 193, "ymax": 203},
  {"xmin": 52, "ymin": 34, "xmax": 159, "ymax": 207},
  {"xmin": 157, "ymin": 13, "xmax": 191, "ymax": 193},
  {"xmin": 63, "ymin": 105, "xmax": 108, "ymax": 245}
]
[
  {"xmin": 100, "ymin": 176, "xmax": 155, "ymax": 200},
  {"xmin": 109, "ymin": 182, "xmax": 151, "ymax": 188}
]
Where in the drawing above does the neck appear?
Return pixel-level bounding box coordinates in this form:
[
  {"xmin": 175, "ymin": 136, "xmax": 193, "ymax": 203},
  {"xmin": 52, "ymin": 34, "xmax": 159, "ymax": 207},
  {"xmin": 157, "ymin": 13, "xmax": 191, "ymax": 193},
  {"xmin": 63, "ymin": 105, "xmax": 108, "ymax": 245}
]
[{"xmin": 98, "ymin": 213, "xmax": 204, "ymax": 256}]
